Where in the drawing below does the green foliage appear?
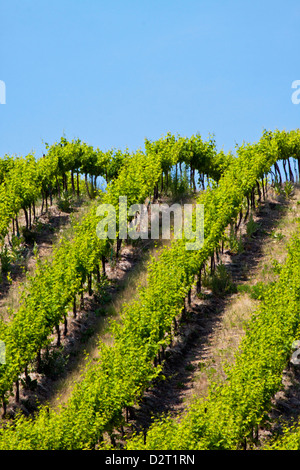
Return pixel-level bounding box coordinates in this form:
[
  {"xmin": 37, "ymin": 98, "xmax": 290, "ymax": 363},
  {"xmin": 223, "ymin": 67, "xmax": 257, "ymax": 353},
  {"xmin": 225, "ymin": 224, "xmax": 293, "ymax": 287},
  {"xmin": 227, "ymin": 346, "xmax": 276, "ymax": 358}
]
[
  {"xmin": 170, "ymin": 167, "xmax": 191, "ymax": 197},
  {"xmin": 270, "ymin": 229, "xmax": 284, "ymax": 241},
  {"xmin": 273, "ymin": 179, "xmax": 282, "ymax": 195},
  {"xmin": 80, "ymin": 327, "xmax": 95, "ymax": 344},
  {"xmin": 57, "ymin": 191, "xmax": 73, "ymax": 213},
  {"xmin": 21, "ymin": 226, "xmax": 37, "ymax": 245},
  {"xmin": 203, "ymin": 262, "xmax": 236, "ymax": 297},
  {"xmin": 246, "ymin": 213, "xmax": 259, "ymax": 238},
  {"xmin": 227, "ymin": 226, "xmax": 244, "ymax": 254},
  {"xmin": 283, "ymin": 181, "xmax": 294, "ymax": 199},
  {"xmin": 237, "ymin": 281, "xmax": 271, "ymax": 300},
  {"xmin": 0, "ymin": 244, "xmax": 12, "ymax": 273},
  {"xmin": 38, "ymin": 347, "xmax": 69, "ymax": 379}
]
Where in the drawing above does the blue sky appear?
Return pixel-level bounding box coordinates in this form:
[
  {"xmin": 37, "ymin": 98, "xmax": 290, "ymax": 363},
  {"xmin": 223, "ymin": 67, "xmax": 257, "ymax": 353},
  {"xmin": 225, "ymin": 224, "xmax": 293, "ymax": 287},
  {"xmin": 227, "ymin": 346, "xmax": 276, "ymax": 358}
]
[{"xmin": 1, "ymin": 0, "xmax": 300, "ymax": 158}]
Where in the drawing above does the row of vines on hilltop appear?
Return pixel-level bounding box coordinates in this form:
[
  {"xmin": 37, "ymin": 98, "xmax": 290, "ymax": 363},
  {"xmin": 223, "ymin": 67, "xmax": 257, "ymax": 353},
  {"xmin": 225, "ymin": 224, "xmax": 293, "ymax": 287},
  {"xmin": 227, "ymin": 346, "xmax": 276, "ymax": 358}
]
[
  {"xmin": 0, "ymin": 128, "xmax": 299, "ymax": 449},
  {"xmin": 0, "ymin": 137, "xmax": 130, "ymax": 244},
  {"xmin": 0, "ymin": 131, "xmax": 228, "ymax": 247}
]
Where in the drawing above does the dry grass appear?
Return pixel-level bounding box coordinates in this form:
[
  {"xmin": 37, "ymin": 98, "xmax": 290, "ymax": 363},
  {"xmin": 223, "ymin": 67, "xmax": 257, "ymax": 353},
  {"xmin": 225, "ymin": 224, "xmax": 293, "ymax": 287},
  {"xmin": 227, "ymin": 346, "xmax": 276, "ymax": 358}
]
[
  {"xmin": 249, "ymin": 187, "xmax": 300, "ymax": 285},
  {"xmin": 186, "ymin": 294, "xmax": 259, "ymax": 403}
]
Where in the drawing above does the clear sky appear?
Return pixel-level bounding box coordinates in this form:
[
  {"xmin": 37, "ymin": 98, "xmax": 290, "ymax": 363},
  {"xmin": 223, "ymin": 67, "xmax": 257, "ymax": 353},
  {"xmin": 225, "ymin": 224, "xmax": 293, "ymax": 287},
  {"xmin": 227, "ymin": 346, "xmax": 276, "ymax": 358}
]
[{"xmin": 1, "ymin": 0, "xmax": 300, "ymax": 158}]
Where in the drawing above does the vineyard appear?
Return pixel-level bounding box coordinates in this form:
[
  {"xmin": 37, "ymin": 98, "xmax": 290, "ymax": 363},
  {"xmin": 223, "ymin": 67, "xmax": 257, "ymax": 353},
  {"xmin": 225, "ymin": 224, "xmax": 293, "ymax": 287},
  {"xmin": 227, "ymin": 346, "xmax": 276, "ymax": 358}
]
[{"xmin": 1, "ymin": 128, "xmax": 300, "ymax": 451}]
